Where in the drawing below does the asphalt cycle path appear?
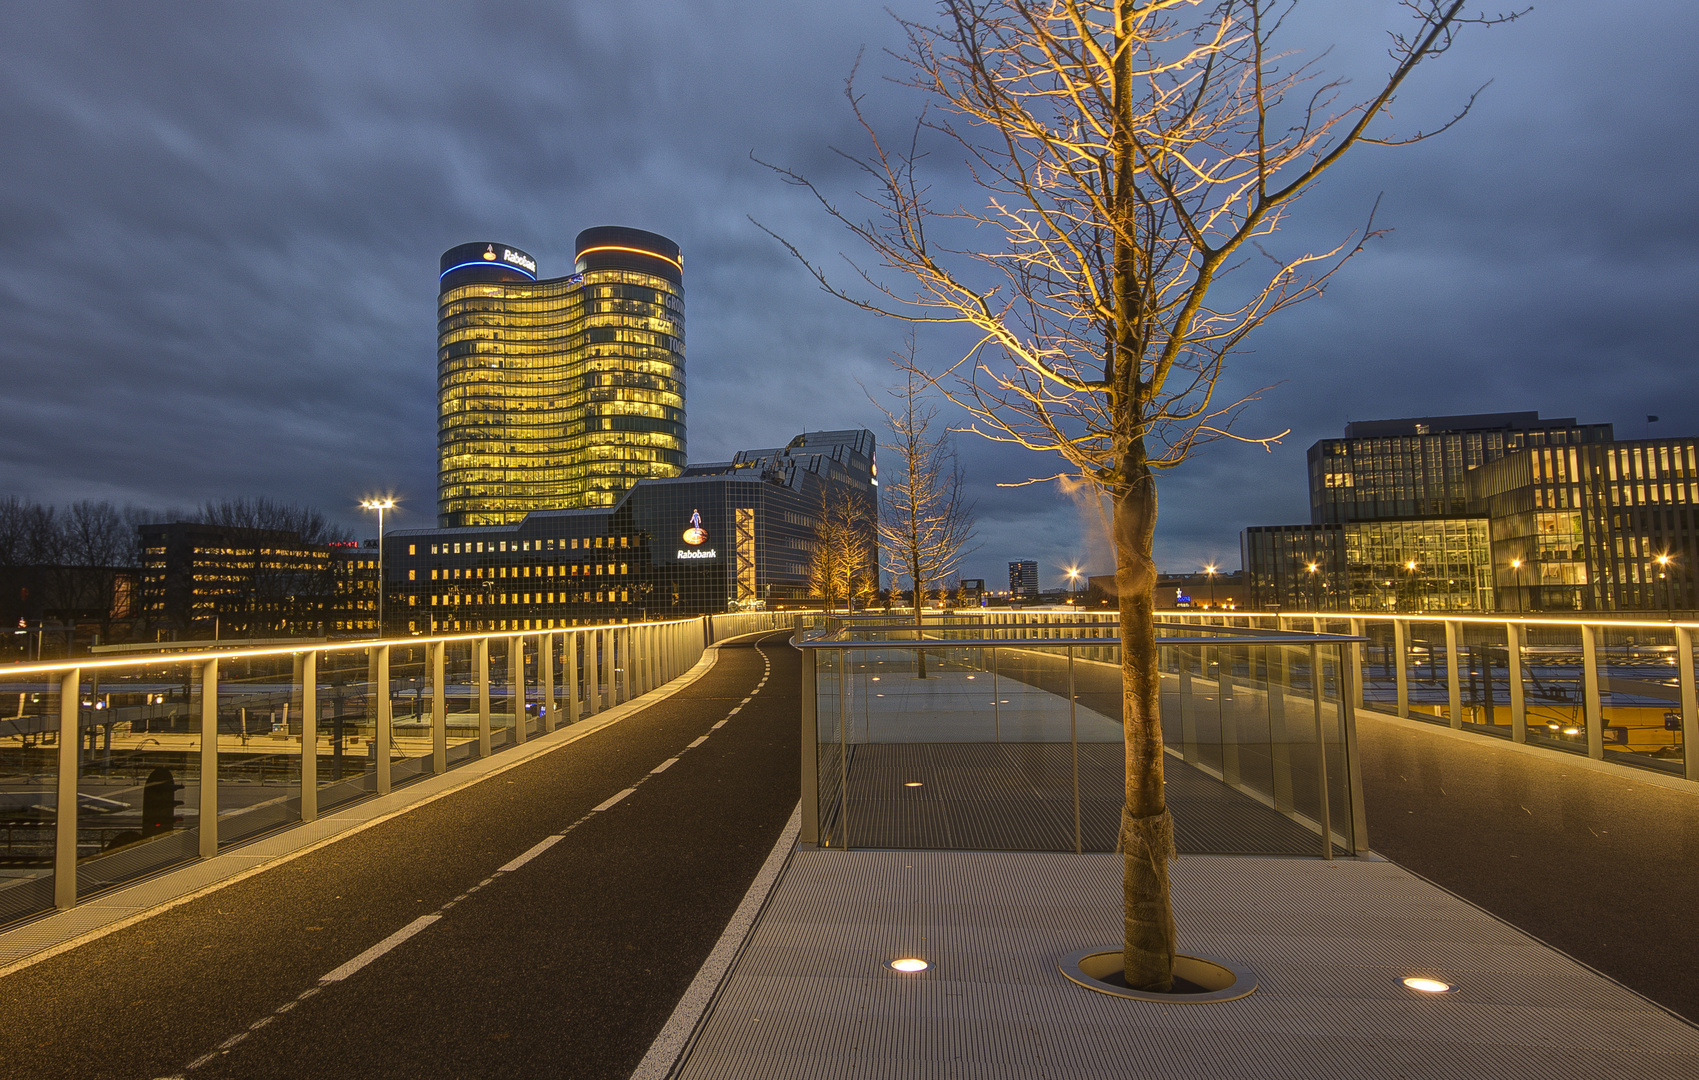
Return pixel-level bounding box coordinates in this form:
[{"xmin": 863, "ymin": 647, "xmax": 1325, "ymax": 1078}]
[{"xmin": 0, "ymin": 630, "xmax": 801, "ymax": 1080}]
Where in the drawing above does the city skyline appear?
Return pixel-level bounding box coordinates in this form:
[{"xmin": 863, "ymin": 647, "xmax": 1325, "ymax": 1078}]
[{"xmin": 0, "ymin": 3, "xmax": 1693, "ymax": 588}]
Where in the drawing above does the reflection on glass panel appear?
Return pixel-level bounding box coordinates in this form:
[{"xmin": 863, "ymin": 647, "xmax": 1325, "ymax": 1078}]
[
  {"xmin": 314, "ymin": 648, "xmax": 378, "ymax": 812},
  {"xmin": 1598, "ymin": 626, "xmax": 1685, "ymax": 774},
  {"xmin": 73, "ymin": 660, "xmax": 203, "ymax": 897},
  {"xmin": 0, "ymin": 670, "xmax": 60, "ymax": 923}
]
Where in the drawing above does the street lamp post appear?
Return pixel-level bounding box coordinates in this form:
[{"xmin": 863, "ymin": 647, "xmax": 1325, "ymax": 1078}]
[
  {"xmin": 360, "ymin": 498, "xmax": 396, "ymax": 637},
  {"xmin": 1306, "ymin": 561, "xmax": 1320, "ymax": 613},
  {"xmin": 1656, "ymin": 553, "xmax": 1675, "ymax": 620},
  {"xmin": 1509, "ymin": 557, "xmax": 1524, "ymax": 614},
  {"xmin": 1065, "ymin": 567, "xmax": 1080, "ymax": 606},
  {"xmin": 1204, "ymin": 564, "xmax": 1217, "ymax": 610},
  {"xmin": 1403, "ymin": 559, "xmax": 1420, "ymax": 613}
]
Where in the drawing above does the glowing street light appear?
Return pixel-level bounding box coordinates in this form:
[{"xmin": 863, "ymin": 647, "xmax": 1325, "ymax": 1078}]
[
  {"xmin": 1204, "ymin": 564, "xmax": 1218, "ymax": 609},
  {"xmin": 360, "ymin": 497, "xmax": 397, "ymax": 636},
  {"xmin": 1065, "ymin": 566, "xmax": 1081, "ymax": 604},
  {"xmin": 1509, "ymin": 557, "xmax": 1525, "ymax": 614},
  {"xmin": 1656, "ymin": 553, "xmax": 1676, "ymax": 620}
]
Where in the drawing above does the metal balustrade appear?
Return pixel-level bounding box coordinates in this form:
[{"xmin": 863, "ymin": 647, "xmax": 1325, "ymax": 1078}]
[
  {"xmin": 797, "ymin": 619, "xmax": 1367, "ymax": 859},
  {"xmin": 0, "ymin": 611, "xmax": 798, "ymax": 929}
]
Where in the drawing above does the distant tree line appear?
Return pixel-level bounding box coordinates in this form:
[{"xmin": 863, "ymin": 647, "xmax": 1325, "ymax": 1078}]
[{"xmin": 0, "ymin": 495, "xmax": 351, "ymax": 570}]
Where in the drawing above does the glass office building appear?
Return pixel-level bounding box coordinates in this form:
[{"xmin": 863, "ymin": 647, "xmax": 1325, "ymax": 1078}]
[
  {"xmin": 1243, "ymin": 519, "xmax": 1493, "ymax": 613},
  {"xmin": 1307, "ymin": 412, "xmax": 1612, "ymax": 524},
  {"xmin": 388, "ymin": 430, "xmax": 876, "ymax": 632},
  {"xmin": 1469, "ymin": 438, "xmax": 1699, "ymax": 612},
  {"xmin": 437, "ymin": 228, "xmax": 687, "ymax": 528}
]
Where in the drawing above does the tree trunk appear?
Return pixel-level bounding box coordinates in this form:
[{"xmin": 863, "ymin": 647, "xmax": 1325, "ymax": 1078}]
[
  {"xmin": 914, "ymin": 575, "xmax": 928, "ymax": 678},
  {"xmin": 1115, "ymin": 466, "xmax": 1176, "ymax": 991}
]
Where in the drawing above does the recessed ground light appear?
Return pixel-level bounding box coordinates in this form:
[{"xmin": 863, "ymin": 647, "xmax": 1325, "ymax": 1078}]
[
  {"xmin": 871, "ymin": 676, "xmax": 880, "ymax": 681},
  {"xmin": 1401, "ymin": 976, "xmax": 1455, "ymax": 993},
  {"xmin": 966, "ymin": 675, "xmax": 975, "ymax": 680},
  {"xmin": 1563, "ymin": 727, "xmax": 1580, "ymax": 735},
  {"xmin": 890, "ymin": 958, "xmax": 929, "ymax": 973},
  {"xmin": 904, "ymin": 781, "xmax": 923, "ymax": 787}
]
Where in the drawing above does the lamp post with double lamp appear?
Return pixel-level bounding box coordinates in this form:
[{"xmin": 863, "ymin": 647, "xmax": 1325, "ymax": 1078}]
[{"xmin": 360, "ymin": 498, "xmax": 396, "ymax": 637}]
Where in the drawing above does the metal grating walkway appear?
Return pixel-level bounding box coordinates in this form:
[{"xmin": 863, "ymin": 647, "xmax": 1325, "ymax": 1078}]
[{"xmin": 674, "ymin": 850, "xmax": 1699, "ymax": 1079}]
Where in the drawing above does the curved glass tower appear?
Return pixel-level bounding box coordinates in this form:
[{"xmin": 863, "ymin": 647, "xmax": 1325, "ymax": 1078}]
[{"xmin": 437, "ymin": 229, "xmax": 685, "ymax": 527}]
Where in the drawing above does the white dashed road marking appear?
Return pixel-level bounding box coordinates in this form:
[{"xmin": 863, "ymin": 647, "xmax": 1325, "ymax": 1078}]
[
  {"xmin": 320, "ymin": 915, "xmax": 441, "ymax": 983},
  {"xmin": 592, "ymin": 788, "xmax": 637, "ymax": 812},
  {"xmin": 651, "ymin": 757, "xmax": 679, "ymax": 773}
]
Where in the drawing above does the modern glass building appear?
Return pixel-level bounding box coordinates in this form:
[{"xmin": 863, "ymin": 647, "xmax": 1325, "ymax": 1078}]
[
  {"xmin": 1243, "ymin": 520, "xmax": 1493, "ymax": 613},
  {"xmin": 1307, "ymin": 412, "xmax": 1612, "ymax": 524},
  {"xmin": 1469, "ymin": 438, "xmax": 1699, "ymax": 612},
  {"xmin": 388, "ymin": 430, "xmax": 876, "ymax": 632},
  {"xmin": 437, "ymin": 228, "xmax": 686, "ymax": 528},
  {"xmin": 1009, "ymin": 560, "xmax": 1038, "ymax": 599}
]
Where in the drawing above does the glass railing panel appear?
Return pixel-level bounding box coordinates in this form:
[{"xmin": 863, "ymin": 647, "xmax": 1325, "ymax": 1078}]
[
  {"xmin": 443, "ymin": 640, "xmax": 480, "ymax": 768},
  {"xmin": 488, "ymin": 638, "xmax": 517, "ymax": 751},
  {"xmin": 215, "ymin": 652, "xmax": 302, "ymax": 847},
  {"xmin": 313, "ymin": 647, "xmax": 378, "ymax": 812},
  {"xmin": 0, "ymin": 667, "xmax": 62, "ymax": 924},
  {"xmin": 1597, "ymin": 625, "xmax": 1683, "ymax": 773},
  {"xmin": 74, "ymin": 659, "xmax": 203, "ymax": 897},
  {"xmin": 1457, "ymin": 621, "xmax": 1513, "ymax": 738},
  {"xmin": 386, "ymin": 644, "xmax": 435, "ymax": 786},
  {"xmin": 1402, "ymin": 621, "xmax": 1450, "ymax": 723},
  {"xmin": 814, "ymin": 648, "xmax": 844, "ymax": 848},
  {"xmin": 1359, "ymin": 620, "xmax": 1398, "ymax": 713},
  {"xmin": 1522, "ymin": 624, "xmax": 1586, "ymax": 753},
  {"xmin": 841, "ymin": 643, "xmax": 1081, "ymax": 851}
]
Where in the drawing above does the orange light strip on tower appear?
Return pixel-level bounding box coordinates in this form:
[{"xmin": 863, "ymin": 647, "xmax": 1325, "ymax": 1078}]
[{"xmin": 576, "ymin": 245, "xmax": 683, "ymax": 272}]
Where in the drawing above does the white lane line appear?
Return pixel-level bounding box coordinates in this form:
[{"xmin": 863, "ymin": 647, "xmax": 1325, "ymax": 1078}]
[
  {"xmin": 319, "ymin": 915, "xmax": 441, "ymax": 983},
  {"xmin": 218, "ymin": 1032, "xmax": 248, "ymax": 1050},
  {"xmin": 630, "ymin": 804, "xmax": 802, "ymax": 1080},
  {"xmin": 726, "ymin": 707, "xmax": 741, "ymax": 716},
  {"xmin": 711, "ymin": 720, "xmax": 727, "ymax": 729},
  {"xmin": 688, "ymin": 736, "xmax": 708, "ymax": 748},
  {"xmin": 497, "ymin": 834, "xmax": 565, "ymax": 873},
  {"xmin": 651, "ymin": 758, "xmax": 679, "ymax": 773},
  {"xmin": 592, "ymin": 788, "xmax": 636, "ymax": 812}
]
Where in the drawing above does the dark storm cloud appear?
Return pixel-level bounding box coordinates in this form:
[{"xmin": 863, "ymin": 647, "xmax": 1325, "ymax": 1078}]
[{"xmin": 1, "ymin": 1, "xmax": 1694, "ymax": 589}]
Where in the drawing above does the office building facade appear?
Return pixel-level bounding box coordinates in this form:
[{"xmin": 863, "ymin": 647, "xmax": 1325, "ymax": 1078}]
[
  {"xmin": 1469, "ymin": 438, "xmax": 1699, "ymax": 612},
  {"xmin": 1009, "ymin": 560, "xmax": 1038, "ymax": 599},
  {"xmin": 1243, "ymin": 519, "xmax": 1493, "ymax": 613},
  {"xmin": 437, "ymin": 227, "xmax": 686, "ymax": 528},
  {"xmin": 1307, "ymin": 412, "xmax": 1612, "ymax": 524},
  {"xmin": 388, "ymin": 430, "xmax": 876, "ymax": 632}
]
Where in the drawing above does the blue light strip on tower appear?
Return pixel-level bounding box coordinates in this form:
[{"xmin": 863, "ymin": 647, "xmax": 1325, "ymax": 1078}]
[{"xmin": 439, "ymin": 260, "xmax": 538, "ymax": 281}]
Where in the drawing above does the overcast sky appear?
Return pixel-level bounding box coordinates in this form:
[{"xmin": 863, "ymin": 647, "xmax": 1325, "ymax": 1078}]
[{"xmin": 1, "ymin": 1, "xmax": 1694, "ymax": 588}]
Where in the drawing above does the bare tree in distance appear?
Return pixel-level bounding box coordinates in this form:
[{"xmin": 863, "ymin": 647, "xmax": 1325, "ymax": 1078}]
[
  {"xmin": 198, "ymin": 497, "xmax": 353, "ymax": 545},
  {"xmin": 873, "ymin": 351, "xmax": 977, "ymax": 676},
  {"xmin": 760, "ymin": 0, "xmax": 1521, "ymax": 989},
  {"xmin": 809, "ymin": 487, "xmax": 877, "ymax": 615}
]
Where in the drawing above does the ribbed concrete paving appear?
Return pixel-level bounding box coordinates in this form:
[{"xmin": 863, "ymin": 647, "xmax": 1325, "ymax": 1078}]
[{"xmin": 674, "ymin": 850, "xmax": 1699, "ymax": 1079}]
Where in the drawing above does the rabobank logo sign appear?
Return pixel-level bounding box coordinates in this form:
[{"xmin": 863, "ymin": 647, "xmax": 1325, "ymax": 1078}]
[
  {"xmin": 502, "ymin": 248, "xmax": 537, "ymax": 273},
  {"xmin": 677, "ymin": 548, "xmax": 717, "ymax": 561}
]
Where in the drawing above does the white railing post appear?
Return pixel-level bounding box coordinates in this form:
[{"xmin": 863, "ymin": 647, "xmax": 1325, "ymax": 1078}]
[
  {"xmin": 199, "ymin": 658, "xmax": 219, "ymax": 858},
  {"xmin": 1581, "ymin": 624, "xmax": 1603, "ymax": 759},
  {"xmin": 602, "ymin": 628, "xmax": 616, "ymax": 710},
  {"xmin": 1679, "ymin": 626, "xmax": 1697, "ymax": 782},
  {"xmin": 476, "ymin": 638, "xmax": 491, "ymax": 758},
  {"xmin": 54, "ymin": 668, "xmax": 80, "ymax": 910},
  {"xmin": 510, "ymin": 636, "xmax": 526, "ymax": 745},
  {"xmin": 1348, "ymin": 618, "xmax": 1366, "ymax": 710},
  {"xmin": 430, "ymin": 641, "xmax": 446, "ymax": 774},
  {"xmin": 1393, "ymin": 619, "xmax": 1409, "ymax": 718},
  {"xmin": 300, "ymin": 651, "xmax": 318, "ymax": 821},
  {"xmin": 1444, "ymin": 620, "xmax": 1462, "ymax": 729},
  {"xmin": 374, "ymin": 645, "xmax": 392, "ymax": 794},
  {"xmin": 583, "ymin": 631, "xmax": 599, "ymax": 718},
  {"xmin": 567, "ymin": 631, "xmax": 582, "ymax": 723},
  {"xmin": 540, "ymin": 633, "xmax": 556, "ymax": 733},
  {"xmin": 1506, "ymin": 622, "xmax": 1526, "ymax": 743},
  {"xmin": 621, "ymin": 627, "xmax": 634, "ymax": 702}
]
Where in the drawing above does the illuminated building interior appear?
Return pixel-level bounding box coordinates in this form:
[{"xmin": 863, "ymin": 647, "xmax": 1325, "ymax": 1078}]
[{"xmin": 437, "ymin": 228, "xmax": 686, "ymax": 528}]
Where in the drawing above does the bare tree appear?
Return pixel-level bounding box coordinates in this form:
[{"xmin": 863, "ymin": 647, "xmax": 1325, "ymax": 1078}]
[
  {"xmin": 809, "ymin": 487, "xmax": 876, "ymax": 614},
  {"xmin": 873, "ymin": 357, "xmax": 977, "ymax": 674},
  {"xmin": 198, "ymin": 497, "xmax": 352, "ymax": 545},
  {"xmin": 763, "ymin": 0, "xmax": 1519, "ymax": 989}
]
